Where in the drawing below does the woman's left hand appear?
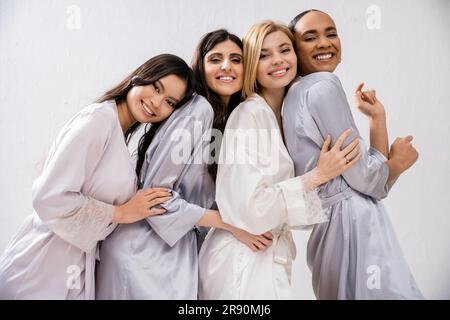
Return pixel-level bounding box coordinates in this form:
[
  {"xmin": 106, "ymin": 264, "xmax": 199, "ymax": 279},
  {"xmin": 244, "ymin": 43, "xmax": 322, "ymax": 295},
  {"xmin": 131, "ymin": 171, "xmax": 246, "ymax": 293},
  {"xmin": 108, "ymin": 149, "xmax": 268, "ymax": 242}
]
[{"xmin": 354, "ymin": 83, "xmax": 386, "ymax": 119}]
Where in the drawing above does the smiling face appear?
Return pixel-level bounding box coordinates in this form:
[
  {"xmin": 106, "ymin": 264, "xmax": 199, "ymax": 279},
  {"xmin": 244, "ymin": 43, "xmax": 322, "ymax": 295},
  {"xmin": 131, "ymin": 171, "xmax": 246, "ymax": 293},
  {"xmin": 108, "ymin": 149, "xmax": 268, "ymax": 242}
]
[
  {"xmin": 256, "ymin": 30, "xmax": 298, "ymax": 91},
  {"xmin": 204, "ymin": 39, "xmax": 244, "ymax": 103},
  {"xmin": 293, "ymin": 11, "xmax": 342, "ymax": 75},
  {"xmin": 126, "ymin": 74, "xmax": 187, "ymax": 124}
]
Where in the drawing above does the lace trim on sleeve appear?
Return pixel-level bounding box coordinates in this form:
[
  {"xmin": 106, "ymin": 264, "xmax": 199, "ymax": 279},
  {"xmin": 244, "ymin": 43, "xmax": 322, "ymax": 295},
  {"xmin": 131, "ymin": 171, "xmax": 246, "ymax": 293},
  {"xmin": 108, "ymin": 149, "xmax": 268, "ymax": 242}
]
[
  {"xmin": 278, "ymin": 176, "xmax": 328, "ymax": 228},
  {"xmin": 45, "ymin": 197, "xmax": 115, "ymax": 252},
  {"xmin": 299, "ymin": 175, "xmax": 328, "ymax": 228}
]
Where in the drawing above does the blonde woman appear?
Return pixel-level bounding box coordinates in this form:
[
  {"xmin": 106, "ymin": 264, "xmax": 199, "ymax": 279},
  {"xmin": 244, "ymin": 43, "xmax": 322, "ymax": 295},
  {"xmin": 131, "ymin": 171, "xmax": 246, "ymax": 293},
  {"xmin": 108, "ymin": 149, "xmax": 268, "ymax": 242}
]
[{"xmin": 198, "ymin": 21, "xmax": 361, "ymax": 299}]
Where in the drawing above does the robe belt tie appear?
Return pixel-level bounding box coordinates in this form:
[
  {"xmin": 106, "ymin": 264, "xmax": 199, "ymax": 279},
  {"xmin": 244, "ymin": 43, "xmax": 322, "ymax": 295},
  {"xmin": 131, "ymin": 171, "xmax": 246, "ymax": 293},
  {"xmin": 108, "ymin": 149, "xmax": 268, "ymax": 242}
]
[
  {"xmin": 84, "ymin": 223, "xmax": 116, "ymax": 299},
  {"xmin": 320, "ymin": 187, "xmax": 358, "ymax": 209},
  {"xmin": 272, "ymin": 224, "xmax": 296, "ymax": 283}
]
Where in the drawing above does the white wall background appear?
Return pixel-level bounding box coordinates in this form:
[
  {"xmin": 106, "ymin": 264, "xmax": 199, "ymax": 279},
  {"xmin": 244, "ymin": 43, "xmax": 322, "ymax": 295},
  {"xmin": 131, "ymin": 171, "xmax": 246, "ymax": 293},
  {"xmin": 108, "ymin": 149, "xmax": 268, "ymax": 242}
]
[{"xmin": 0, "ymin": 0, "xmax": 449, "ymax": 299}]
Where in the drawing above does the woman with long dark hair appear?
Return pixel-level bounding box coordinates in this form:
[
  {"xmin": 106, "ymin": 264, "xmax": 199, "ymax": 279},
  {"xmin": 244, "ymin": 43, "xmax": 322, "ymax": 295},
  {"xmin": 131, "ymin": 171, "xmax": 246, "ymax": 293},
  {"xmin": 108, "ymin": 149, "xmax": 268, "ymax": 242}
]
[
  {"xmin": 0, "ymin": 54, "xmax": 192, "ymax": 299},
  {"xmin": 95, "ymin": 29, "xmax": 274, "ymax": 299}
]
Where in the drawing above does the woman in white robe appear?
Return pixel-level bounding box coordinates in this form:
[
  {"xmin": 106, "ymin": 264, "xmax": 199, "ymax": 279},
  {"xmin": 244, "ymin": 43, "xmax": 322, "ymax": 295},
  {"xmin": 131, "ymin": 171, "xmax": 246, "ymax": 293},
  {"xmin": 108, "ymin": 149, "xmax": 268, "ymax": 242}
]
[
  {"xmin": 0, "ymin": 54, "xmax": 193, "ymax": 299},
  {"xmin": 198, "ymin": 21, "xmax": 362, "ymax": 300}
]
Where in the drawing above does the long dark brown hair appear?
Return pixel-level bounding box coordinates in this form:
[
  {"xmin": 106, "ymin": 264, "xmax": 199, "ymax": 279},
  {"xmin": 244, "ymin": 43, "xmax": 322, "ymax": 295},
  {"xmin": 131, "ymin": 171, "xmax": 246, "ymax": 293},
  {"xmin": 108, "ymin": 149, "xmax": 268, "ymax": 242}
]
[
  {"xmin": 97, "ymin": 54, "xmax": 194, "ymax": 182},
  {"xmin": 191, "ymin": 29, "xmax": 243, "ymax": 179}
]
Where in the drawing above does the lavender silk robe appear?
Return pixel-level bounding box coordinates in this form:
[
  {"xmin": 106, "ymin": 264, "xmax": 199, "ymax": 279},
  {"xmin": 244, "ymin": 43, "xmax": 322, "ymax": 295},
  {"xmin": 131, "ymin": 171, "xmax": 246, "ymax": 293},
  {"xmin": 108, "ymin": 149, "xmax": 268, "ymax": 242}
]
[
  {"xmin": 283, "ymin": 72, "xmax": 423, "ymax": 299},
  {"xmin": 0, "ymin": 101, "xmax": 136, "ymax": 299}
]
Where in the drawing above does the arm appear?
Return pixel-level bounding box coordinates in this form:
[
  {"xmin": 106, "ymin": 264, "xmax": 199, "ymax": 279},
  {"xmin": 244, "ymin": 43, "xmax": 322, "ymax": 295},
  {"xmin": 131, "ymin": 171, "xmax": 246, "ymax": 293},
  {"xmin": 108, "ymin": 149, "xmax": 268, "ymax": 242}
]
[
  {"xmin": 354, "ymin": 83, "xmax": 389, "ymax": 157},
  {"xmin": 306, "ymin": 74, "xmax": 392, "ymax": 200},
  {"xmin": 32, "ymin": 108, "xmax": 116, "ymax": 252},
  {"xmin": 354, "ymin": 84, "xmax": 417, "ymax": 187},
  {"xmin": 196, "ymin": 209, "xmax": 274, "ymax": 251},
  {"xmin": 140, "ymin": 98, "xmax": 215, "ymax": 247},
  {"xmin": 369, "ymin": 115, "xmax": 389, "ymax": 157},
  {"xmin": 216, "ymin": 104, "xmax": 327, "ymax": 235},
  {"xmin": 353, "ymin": 85, "xmax": 419, "ymax": 184}
]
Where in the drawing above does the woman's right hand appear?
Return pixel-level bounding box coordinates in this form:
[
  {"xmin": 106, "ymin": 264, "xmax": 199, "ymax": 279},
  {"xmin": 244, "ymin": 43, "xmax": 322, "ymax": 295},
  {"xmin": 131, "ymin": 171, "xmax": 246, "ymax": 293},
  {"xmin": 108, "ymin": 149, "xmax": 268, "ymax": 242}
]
[
  {"xmin": 229, "ymin": 226, "xmax": 274, "ymax": 252},
  {"xmin": 388, "ymin": 136, "xmax": 419, "ymax": 174},
  {"xmin": 112, "ymin": 188, "xmax": 172, "ymax": 224},
  {"xmin": 315, "ymin": 129, "xmax": 362, "ymax": 185}
]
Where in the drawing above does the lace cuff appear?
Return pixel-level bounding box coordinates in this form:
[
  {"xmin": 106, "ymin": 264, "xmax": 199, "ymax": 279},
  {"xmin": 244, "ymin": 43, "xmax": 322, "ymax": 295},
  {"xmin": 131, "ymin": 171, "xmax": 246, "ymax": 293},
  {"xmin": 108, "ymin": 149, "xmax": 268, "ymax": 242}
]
[
  {"xmin": 278, "ymin": 176, "xmax": 328, "ymax": 228},
  {"xmin": 44, "ymin": 196, "xmax": 116, "ymax": 252}
]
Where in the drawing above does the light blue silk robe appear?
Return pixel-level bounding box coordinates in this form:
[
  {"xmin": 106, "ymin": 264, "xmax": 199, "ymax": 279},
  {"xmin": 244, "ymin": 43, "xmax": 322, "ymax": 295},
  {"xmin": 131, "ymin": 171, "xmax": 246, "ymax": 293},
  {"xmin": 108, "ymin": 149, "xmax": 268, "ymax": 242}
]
[{"xmin": 283, "ymin": 72, "xmax": 423, "ymax": 299}]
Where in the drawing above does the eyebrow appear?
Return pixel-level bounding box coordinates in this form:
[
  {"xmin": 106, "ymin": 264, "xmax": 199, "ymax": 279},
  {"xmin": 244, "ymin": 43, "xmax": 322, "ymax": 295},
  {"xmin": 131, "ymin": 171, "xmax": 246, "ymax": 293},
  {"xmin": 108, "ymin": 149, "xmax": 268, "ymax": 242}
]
[
  {"xmin": 207, "ymin": 52, "xmax": 243, "ymax": 58},
  {"xmin": 302, "ymin": 26, "xmax": 337, "ymax": 35},
  {"xmin": 261, "ymin": 42, "xmax": 292, "ymax": 51},
  {"xmin": 207, "ymin": 52, "xmax": 223, "ymax": 58}
]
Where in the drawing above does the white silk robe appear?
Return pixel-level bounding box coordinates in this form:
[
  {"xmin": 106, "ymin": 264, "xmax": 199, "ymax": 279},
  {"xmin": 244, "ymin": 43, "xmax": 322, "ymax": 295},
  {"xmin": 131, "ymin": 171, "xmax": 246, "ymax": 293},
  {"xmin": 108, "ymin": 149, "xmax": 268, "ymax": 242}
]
[{"xmin": 198, "ymin": 94, "xmax": 327, "ymax": 299}]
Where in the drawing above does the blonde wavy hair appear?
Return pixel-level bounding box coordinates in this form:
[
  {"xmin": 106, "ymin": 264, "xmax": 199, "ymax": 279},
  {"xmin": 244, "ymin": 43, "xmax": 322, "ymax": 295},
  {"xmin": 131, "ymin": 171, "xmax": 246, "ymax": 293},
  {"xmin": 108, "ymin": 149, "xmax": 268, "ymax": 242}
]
[{"xmin": 242, "ymin": 20, "xmax": 295, "ymax": 99}]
